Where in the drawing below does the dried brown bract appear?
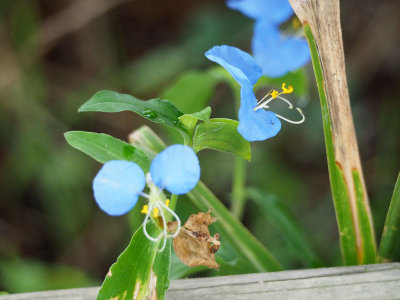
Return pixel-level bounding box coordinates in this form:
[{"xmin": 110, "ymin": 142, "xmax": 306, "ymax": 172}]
[{"xmin": 171, "ymin": 209, "xmax": 220, "ymax": 269}]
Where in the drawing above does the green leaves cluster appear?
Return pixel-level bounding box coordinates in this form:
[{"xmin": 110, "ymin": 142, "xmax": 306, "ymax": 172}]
[{"xmin": 80, "ymin": 90, "xmax": 251, "ymax": 160}]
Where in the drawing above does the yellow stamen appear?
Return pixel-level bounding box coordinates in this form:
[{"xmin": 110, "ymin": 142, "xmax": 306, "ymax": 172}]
[
  {"xmin": 282, "ymin": 83, "xmax": 294, "ymax": 94},
  {"xmin": 165, "ymin": 199, "xmax": 170, "ymax": 207},
  {"xmin": 141, "ymin": 205, "xmax": 148, "ymax": 214},
  {"xmin": 153, "ymin": 207, "xmax": 159, "ymax": 218},
  {"xmin": 292, "ymin": 17, "xmax": 301, "ymax": 29},
  {"xmin": 271, "ymin": 89, "xmax": 279, "ymax": 98}
]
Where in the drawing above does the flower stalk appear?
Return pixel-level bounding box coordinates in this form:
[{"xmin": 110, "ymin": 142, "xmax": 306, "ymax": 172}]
[{"xmin": 289, "ymin": 0, "xmax": 377, "ymax": 264}]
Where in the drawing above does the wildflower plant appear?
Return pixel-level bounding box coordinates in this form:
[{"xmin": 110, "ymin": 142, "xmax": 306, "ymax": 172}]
[{"xmin": 63, "ymin": 0, "xmax": 400, "ymax": 299}]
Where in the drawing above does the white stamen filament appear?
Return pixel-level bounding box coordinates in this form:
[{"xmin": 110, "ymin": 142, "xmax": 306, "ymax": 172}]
[
  {"xmin": 255, "ymin": 95, "xmax": 294, "ymax": 111},
  {"xmin": 275, "ymin": 107, "xmax": 305, "ymax": 124},
  {"xmin": 256, "ymin": 90, "xmax": 273, "ymax": 108},
  {"xmin": 159, "ymin": 200, "xmax": 181, "ymax": 238},
  {"xmin": 254, "ymin": 95, "xmax": 305, "ymax": 124},
  {"xmin": 142, "ymin": 202, "xmax": 161, "ymax": 242},
  {"xmin": 142, "ymin": 172, "xmax": 182, "ymax": 251},
  {"xmin": 139, "ymin": 192, "xmax": 149, "ymax": 198}
]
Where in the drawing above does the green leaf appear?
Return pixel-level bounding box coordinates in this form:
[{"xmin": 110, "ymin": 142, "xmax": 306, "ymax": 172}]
[
  {"xmin": 379, "ymin": 172, "xmax": 400, "ymax": 262},
  {"xmin": 64, "ymin": 131, "xmax": 150, "ymax": 172},
  {"xmin": 178, "ymin": 106, "xmax": 212, "ymax": 134},
  {"xmin": 247, "ymin": 188, "xmax": 324, "ymax": 268},
  {"xmin": 79, "ymin": 90, "xmax": 188, "ymax": 134},
  {"xmin": 353, "ymin": 170, "xmax": 377, "ymax": 264},
  {"xmin": 97, "ymin": 223, "xmax": 171, "ymax": 300},
  {"xmin": 193, "ymin": 118, "xmax": 251, "ymax": 161},
  {"xmin": 129, "ymin": 126, "xmax": 283, "ymax": 272},
  {"xmin": 161, "ymin": 71, "xmax": 218, "ymax": 114}
]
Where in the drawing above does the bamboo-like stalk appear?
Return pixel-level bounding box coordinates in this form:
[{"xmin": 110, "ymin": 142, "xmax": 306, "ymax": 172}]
[{"xmin": 289, "ymin": 0, "xmax": 376, "ymax": 264}]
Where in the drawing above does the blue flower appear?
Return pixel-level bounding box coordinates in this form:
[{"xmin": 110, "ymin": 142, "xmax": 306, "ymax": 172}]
[
  {"xmin": 206, "ymin": 45, "xmax": 281, "ymax": 141},
  {"xmin": 205, "ymin": 45, "xmax": 305, "ymax": 142},
  {"xmin": 92, "ymin": 144, "xmax": 200, "ymax": 250},
  {"xmin": 226, "ymin": 0, "xmax": 310, "ymax": 78}
]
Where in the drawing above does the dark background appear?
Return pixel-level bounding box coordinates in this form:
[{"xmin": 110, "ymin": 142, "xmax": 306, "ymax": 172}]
[{"xmin": 0, "ymin": 0, "xmax": 399, "ymax": 293}]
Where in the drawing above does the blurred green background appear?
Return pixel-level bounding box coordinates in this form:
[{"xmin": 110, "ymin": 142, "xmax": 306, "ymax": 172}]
[{"xmin": 0, "ymin": 0, "xmax": 399, "ymax": 293}]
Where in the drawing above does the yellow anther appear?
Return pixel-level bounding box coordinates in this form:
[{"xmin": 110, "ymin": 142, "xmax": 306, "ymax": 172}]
[
  {"xmin": 271, "ymin": 90, "xmax": 279, "ymax": 98},
  {"xmin": 292, "ymin": 17, "xmax": 301, "ymax": 29},
  {"xmin": 282, "ymin": 83, "xmax": 294, "ymax": 94},
  {"xmin": 141, "ymin": 205, "xmax": 148, "ymax": 214},
  {"xmin": 165, "ymin": 199, "xmax": 170, "ymax": 207},
  {"xmin": 153, "ymin": 207, "xmax": 159, "ymax": 218}
]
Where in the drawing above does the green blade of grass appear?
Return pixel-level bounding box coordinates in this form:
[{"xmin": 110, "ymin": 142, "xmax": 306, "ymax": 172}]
[{"xmin": 379, "ymin": 173, "xmax": 400, "ymax": 261}]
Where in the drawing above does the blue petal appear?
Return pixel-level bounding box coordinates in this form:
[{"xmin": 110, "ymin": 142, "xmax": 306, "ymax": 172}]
[
  {"xmin": 150, "ymin": 145, "xmax": 200, "ymax": 195},
  {"xmin": 237, "ymin": 84, "xmax": 281, "ymax": 141},
  {"xmin": 252, "ymin": 20, "xmax": 310, "ymax": 78},
  {"xmin": 205, "ymin": 45, "xmax": 262, "ymax": 86},
  {"xmin": 93, "ymin": 160, "xmax": 145, "ymax": 216},
  {"xmin": 227, "ymin": 0, "xmax": 293, "ymax": 24}
]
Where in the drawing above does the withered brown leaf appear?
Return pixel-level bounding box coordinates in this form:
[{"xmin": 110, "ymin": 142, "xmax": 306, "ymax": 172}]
[{"xmin": 170, "ymin": 209, "xmax": 220, "ymax": 269}]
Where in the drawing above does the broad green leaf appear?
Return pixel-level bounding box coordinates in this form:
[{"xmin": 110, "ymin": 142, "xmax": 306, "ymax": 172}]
[
  {"xmin": 247, "ymin": 188, "xmax": 323, "ymax": 268},
  {"xmin": 304, "ymin": 24, "xmax": 376, "ymax": 264},
  {"xmin": 161, "ymin": 71, "xmax": 218, "ymax": 114},
  {"xmin": 193, "ymin": 118, "xmax": 251, "ymax": 161},
  {"xmin": 78, "ymin": 91, "xmax": 188, "ymax": 134},
  {"xmin": 97, "ymin": 223, "xmax": 171, "ymax": 300},
  {"xmin": 64, "ymin": 131, "xmax": 150, "ymax": 172},
  {"xmin": 379, "ymin": 172, "xmax": 400, "ymax": 261},
  {"xmin": 129, "ymin": 126, "xmax": 283, "ymax": 273},
  {"xmin": 178, "ymin": 106, "xmax": 212, "ymax": 134}
]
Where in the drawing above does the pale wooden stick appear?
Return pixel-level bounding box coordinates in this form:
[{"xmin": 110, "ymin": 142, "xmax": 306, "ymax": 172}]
[{"xmin": 289, "ymin": 0, "xmax": 375, "ymax": 262}]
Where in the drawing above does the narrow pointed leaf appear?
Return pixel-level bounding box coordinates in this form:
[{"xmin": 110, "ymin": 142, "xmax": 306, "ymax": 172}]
[
  {"xmin": 64, "ymin": 131, "xmax": 150, "ymax": 172},
  {"xmin": 79, "ymin": 90, "xmax": 188, "ymax": 134},
  {"xmin": 247, "ymin": 188, "xmax": 323, "ymax": 268},
  {"xmin": 379, "ymin": 172, "xmax": 400, "ymax": 261}
]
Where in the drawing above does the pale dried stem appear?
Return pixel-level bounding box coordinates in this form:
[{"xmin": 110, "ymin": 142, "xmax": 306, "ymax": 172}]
[{"xmin": 289, "ymin": 0, "xmax": 375, "ymax": 259}]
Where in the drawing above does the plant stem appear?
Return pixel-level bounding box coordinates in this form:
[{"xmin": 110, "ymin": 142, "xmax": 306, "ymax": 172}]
[
  {"xmin": 231, "ymin": 157, "xmax": 246, "ymax": 220},
  {"xmin": 230, "ymin": 81, "xmax": 247, "ymax": 220}
]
